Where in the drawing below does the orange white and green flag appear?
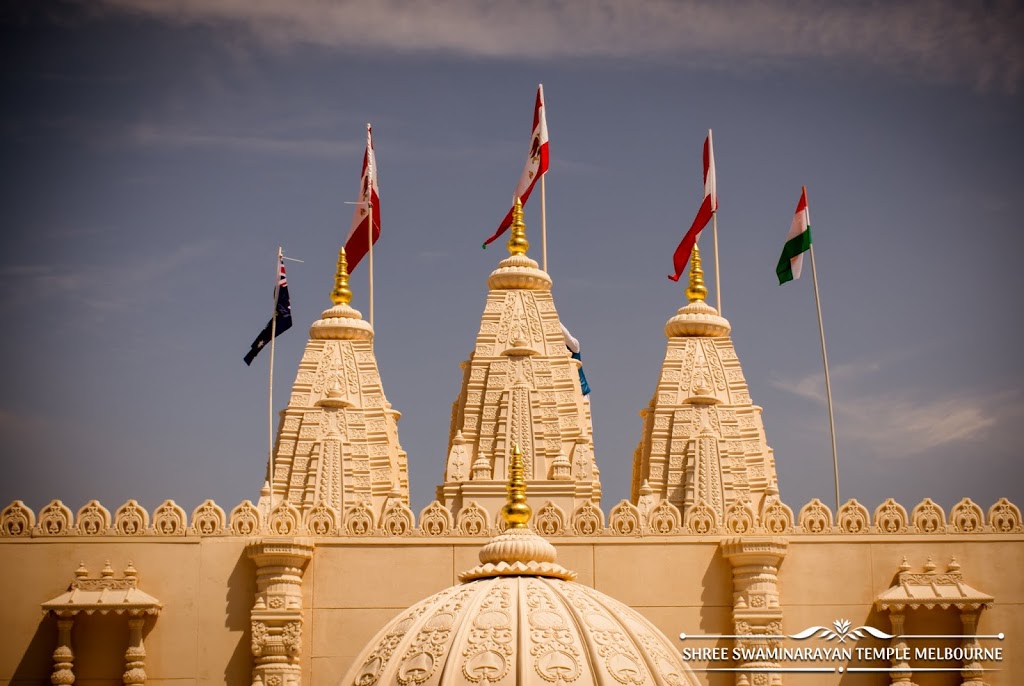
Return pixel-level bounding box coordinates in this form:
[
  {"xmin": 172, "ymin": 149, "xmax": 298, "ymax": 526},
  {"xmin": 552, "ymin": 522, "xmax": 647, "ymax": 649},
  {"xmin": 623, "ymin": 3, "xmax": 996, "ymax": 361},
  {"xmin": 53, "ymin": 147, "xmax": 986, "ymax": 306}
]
[{"xmin": 776, "ymin": 186, "xmax": 812, "ymax": 284}]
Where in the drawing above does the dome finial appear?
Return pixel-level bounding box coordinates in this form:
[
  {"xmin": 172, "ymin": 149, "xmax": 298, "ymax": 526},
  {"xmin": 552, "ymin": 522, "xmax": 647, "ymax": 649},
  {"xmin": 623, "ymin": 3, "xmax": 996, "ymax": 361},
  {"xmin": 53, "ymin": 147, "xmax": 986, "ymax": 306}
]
[
  {"xmin": 507, "ymin": 197, "xmax": 529, "ymax": 256},
  {"xmin": 685, "ymin": 242, "xmax": 708, "ymax": 303},
  {"xmin": 330, "ymin": 246, "xmax": 353, "ymax": 306},
  {"xmin": 501, "ymin": 444, "xmax": 531, "ymax": 529}
]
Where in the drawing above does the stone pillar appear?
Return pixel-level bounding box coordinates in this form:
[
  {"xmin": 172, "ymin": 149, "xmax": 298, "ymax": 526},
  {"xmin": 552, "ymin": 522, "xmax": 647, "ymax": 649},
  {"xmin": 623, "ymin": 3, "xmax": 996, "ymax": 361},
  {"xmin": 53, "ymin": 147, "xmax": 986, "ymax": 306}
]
[
  {"xmin": 886, "ymin": 612, "xmax": 915, "ymax": 686},
  {"xmin": 247, "ymin": 538, "xmax": 315, "ymax": 686},
  {"xmin": 960, "ymin": 611, "xmax": 987, "ymax": 686},
  {"xmin": 721, "ymin": 537, "xmax": 788, "ymax": 686},
  {"xmin": 51, "ymin": 617, "xmax": 75, "ymax": 685},
  {"xmin": 123, "ymin": 616, "xmax": 147, "ymax": 685}
]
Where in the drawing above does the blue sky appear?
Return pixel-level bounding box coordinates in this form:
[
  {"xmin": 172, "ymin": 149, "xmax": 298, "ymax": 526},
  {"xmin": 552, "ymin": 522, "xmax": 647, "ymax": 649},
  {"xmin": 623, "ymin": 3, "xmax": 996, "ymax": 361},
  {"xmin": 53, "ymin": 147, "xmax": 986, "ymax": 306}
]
[{"xmin": 1, "ymin": 1, "xmax": 1022, "ymax": 518}]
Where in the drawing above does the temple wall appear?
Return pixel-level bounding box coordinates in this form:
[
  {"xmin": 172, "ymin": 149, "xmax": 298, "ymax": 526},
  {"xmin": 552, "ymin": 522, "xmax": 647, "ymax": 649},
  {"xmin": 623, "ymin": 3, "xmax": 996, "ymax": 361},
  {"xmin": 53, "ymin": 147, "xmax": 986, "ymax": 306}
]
[{"xmin": 1, "ymin": 497, "xmax": 1021, "ymax": 686}]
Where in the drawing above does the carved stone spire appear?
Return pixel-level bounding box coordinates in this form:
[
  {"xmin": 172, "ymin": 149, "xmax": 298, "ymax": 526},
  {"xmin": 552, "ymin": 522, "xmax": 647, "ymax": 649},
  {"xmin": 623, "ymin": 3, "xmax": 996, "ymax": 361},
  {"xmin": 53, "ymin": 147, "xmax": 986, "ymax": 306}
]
[
  {"xmin": 631, "ymin": 253, "xmax": 779, "ymax": 523},
  {"xmin": 262, "ymin": 238, "xmax": 407, "ymax": 520},
  {"xmin": 437, "ymin": 203, "xmax": 599, "ymax": 521}
]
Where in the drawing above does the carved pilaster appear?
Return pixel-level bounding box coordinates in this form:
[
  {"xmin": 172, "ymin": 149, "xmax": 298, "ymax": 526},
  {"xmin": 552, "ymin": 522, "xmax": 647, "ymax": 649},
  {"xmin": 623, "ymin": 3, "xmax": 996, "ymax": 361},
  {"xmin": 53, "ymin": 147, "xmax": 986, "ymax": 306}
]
[
  {"xmin": 886, "ymin": 612, "xmax": 916, "ymax": 686},
  {"xmin": 247, "ymin": 538, "xmax": 315, "ymax": 686},
  {"xmin": 123, "ymin": 616, "xmax": 147, "ymax": 685},
  {"xmin": 721, "ymin": 537, "xmax": 788, "ymax": 686},
  {"xmin": 51, "ymin": 618, "xmax": 75, "ymax": 685},
  {"xmin": 960, "ymin": 611, "xmax": 988, "ymax": 686}
]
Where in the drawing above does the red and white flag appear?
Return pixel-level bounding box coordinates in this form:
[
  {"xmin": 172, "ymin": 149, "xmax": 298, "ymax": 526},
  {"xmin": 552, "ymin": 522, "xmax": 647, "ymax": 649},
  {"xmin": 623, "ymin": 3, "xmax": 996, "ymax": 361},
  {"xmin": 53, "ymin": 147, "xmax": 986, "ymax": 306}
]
[
  {"xmin": 668, "ymin": 130, "xmax": 718, "ymax": 281},
  {"xmin": 482, "ymin": 84, "xmax": 550, "ymax": 248},
  {"xmin": 344, "ymin": 123, "xmax": 380, "ymax": 272}
]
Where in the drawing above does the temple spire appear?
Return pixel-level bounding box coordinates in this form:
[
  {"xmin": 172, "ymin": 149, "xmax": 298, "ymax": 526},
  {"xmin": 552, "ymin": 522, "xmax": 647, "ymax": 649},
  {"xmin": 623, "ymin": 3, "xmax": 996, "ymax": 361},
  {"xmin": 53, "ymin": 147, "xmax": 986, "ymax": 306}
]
[
  {"xmin": 502, "ymin": 444, "xmax": 531, "ymax": 529},
  {"xmin": 685, "ymin": 243, "xmax": 708, "ymax": 303},
  {"xmin": 330, "ymin": 247, "xmax": 353, "ymax": 306},
  {"xmin": 507, "ymin": 197, "xmax": 529, "ymax": 256}
]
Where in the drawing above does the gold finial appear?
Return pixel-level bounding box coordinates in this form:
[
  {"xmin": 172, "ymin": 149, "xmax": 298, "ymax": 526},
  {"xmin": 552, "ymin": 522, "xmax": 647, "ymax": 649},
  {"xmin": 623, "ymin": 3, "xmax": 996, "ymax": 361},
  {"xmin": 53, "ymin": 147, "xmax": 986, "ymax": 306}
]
[
  {"xmin": 330, "ymin": 247, "xmax": 353, "ymax": 305},
  {"xmin": 507, "ymin": 197, "xmax": 529, "ymax": 256},
  {"xmin": 501, "ymin": 444, "xmax": 531, "ymax": 529},
  {"xmin": 685, "ymin": 242, "xmax": 708, "ymax": 303}
]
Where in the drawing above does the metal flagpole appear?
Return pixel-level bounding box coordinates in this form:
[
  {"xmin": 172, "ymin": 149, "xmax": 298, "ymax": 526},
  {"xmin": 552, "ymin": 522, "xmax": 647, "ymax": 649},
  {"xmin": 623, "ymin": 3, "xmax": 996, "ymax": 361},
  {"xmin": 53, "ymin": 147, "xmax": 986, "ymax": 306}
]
[
  {"xmin": 808, "ymin": 242, "xmax": 840, "ymax": 511},
  {"xmin": 267, "ymin": 246, "xmax": 282, "ymax": 488},
  {"xmin": 541, "ymin": 175, "xmax": 548, "ymax": 272},
  {"xmin": 712, "ymin": 211, "xmax": 721, "ymax": 313},
  {"xmin": 368, "ymin": 201, "xmax": 374, "ymax": 328}
]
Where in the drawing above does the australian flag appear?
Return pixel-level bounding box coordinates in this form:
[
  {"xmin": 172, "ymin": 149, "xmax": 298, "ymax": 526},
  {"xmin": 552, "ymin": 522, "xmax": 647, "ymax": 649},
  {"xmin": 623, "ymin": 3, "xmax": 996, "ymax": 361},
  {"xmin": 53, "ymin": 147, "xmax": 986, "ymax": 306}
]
[{"xmin": 244, "ymin": 255, "xmax": 292, "ymax": 366}]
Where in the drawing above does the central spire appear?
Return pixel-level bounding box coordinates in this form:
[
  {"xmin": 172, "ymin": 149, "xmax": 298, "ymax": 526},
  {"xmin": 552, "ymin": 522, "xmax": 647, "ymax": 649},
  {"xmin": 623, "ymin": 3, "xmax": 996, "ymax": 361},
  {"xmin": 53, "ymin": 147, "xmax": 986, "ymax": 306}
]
[
  {"xmin": 501, "ymin": 444, "xmax": 531, "ymax": 529},
  {"xmin": 329, "ymin": 247, "xmax": 353, "ymax": 306},
  {"xmin": 685, "ymin": 243, "xmax": 708, "ymax": 303}
]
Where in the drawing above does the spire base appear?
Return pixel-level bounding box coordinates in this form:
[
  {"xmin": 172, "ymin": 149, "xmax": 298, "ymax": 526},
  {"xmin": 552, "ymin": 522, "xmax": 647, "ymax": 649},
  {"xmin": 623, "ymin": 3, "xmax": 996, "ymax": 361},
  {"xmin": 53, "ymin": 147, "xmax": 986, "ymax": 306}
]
[
  {"xmin": 309, "ymin": 304, "xmax": 374, "ymax": 340},
  {"xmin": 487, "ymin": 254, "xmax": 551, "ymax": 291},
  {"xmin": 665, "ymin": 300, "xmax": 731, "ymax": 338}
]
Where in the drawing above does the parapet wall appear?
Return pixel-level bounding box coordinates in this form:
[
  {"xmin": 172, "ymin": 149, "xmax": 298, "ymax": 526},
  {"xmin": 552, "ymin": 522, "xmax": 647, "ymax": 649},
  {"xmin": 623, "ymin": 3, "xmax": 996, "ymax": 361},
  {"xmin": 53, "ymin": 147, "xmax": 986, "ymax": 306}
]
[{"xmin": 3, "ymin": 495, "xmax": 1020, "ymax": 539}]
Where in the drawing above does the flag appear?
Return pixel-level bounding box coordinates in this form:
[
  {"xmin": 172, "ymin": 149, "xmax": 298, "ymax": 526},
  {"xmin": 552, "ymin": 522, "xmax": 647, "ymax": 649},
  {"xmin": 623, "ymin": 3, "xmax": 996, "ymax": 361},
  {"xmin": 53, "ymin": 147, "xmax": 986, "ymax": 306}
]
[
  {"xmin": 776, "ymin": 186, "xmax": 812, "ymax": 284},
  {"xmin": 560, "ymin": 323, "xmax": 591, "ymax": 396},
  {"xmin": 668, "ymin": 130, "xmax": 717, "ymax": 281},
  {"xmin": 344, "ymin": 123, "xmax": 380, "ymax": 272},
  {"xmin": 482, "ymin": 84, "xmax": 550, "ymax": 248},
  {"xmin": 243, "ymin": 255, "xmax": 292, "ymax": 366}
]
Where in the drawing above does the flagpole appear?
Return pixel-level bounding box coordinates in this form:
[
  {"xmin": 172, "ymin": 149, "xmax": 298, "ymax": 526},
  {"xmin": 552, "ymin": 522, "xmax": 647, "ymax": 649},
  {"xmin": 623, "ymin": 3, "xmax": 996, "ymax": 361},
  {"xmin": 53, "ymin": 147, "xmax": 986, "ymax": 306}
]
[
  {"xmin": 541, "ymin": 176, "xmax": 548, "ymax": 272},
  {"xmin": 267, "ymin": 246, "xmax": 282, "ymax": 491},
  {"xmin": 368, "ymin": 202, "xmax": 375, "ymax": 328},
  {"xmin": 712, "ymin": 211, "xmax": 721, "ymax": 314},
  {"xmin": 808, "ymin": 241, "xmax": 840, "ymax": 511}
]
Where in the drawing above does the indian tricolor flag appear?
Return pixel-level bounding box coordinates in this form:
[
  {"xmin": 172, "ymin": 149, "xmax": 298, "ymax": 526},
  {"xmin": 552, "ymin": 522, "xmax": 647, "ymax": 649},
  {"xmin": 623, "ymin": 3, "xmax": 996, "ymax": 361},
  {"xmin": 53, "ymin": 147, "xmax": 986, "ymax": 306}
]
[{"xmin": 776, "ymin": 186, "xmax": 812, "ymax": 284}]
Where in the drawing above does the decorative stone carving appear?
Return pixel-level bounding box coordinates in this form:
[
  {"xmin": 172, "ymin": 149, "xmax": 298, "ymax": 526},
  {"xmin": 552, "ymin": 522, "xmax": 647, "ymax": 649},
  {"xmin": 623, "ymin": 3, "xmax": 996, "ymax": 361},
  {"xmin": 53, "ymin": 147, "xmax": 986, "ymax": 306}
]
[
  {"xmin": 647, "ymin": 500, "xmax": 682, "ymax": 534},
  {"xmin": 836, "ymin": 499, "xmax": 871, "ymax": 534},
  {"xmin": 724, "ymin": 497, "xmax": 758, "ymax": 534},
  {"xmin": 608, "ymin": 500, "xmax": 642, "ymax": 536},
  {"xmin": 911, "ymin": 497, "xmax": 946, "ymax": 534},
  {"xmin": 534, "ymin": 500, "xmax": 567, "ymax": 536},
  {"xmin": 75, "ymin": 500, "xmax": 111, "ymax": 536},
  {"xmin": 0, "ymin": 500, "xmax": 34, "ymax": 536},
  {"xmin": 268, "ymin": 502, "xmax": 303, "ymax": 536},
  {"xmin": 418, "ymin": 501, "xmax": 453, "ymax": 537},
  {"xmin": 247, "ymin": 539, "xmax": 314, "ymax": 686},
  {"xmin": 684, "ymin": 500, "xmax": 718, "ymax": 535},
  {"xmin": 987, "ymin": 497, "xmax": 1022, "ymax": 533},
  {"xmin": 456, "ymin": 501, "xmax": 491, "ymax": 536},
  {"xmin": 797, "ymin": 498, "xmax": 833, "ymax": 534},
  {"xmin": 378, "ymin": 499, "xmax": 414, "ymax": 537},
  {"xmin": 570, "ymin": 501, "xmax": 604, "ymax": 536},
  {"xmin": 343, "ymin": 501, "xmax": 376, "ymax": 536},
  {"xmin": 874, "ymin": 498, "xmax": 909, "ymax": 534},
  {"xmin": 229, "ymin": 500, "xmax": 263, "ymax": 536},
  {"xmin": 151, "ymin": 500, "xmax": 187, "ymax": 536},
  {"xmin": 949, "ymin": 497, "xmax": 985, "ymax": 534},
  {"xmin": 304, "ymin": 501, "xmax": 340, "ymax": 536},
  {"xmin": 113, "ymin": 500, "xmax": 150, "ymax": 536},
  {"xmin": 190, "ymin": 500, "xmax": 226, "ymax": 535},
  {"xmin": 758, "ymin": 498, "xmax": 794, "ymax": 535}
]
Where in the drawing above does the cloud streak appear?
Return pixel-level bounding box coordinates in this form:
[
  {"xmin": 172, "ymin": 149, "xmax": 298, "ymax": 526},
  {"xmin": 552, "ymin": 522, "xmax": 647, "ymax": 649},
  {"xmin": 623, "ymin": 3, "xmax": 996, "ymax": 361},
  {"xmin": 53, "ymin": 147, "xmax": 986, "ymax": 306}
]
[
  {"xmin": 770, "ymin": 361, "xmax": 1020, "ymax": 458},
  {"xmin": 86, "ymin": 0, "xmax": 1024, "ymax": 93}
]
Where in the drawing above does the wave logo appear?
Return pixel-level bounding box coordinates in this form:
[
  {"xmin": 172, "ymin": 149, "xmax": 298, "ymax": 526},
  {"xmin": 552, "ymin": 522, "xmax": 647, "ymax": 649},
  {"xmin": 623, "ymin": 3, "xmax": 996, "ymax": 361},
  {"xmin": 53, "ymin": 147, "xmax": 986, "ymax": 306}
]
[{"xmin": 790, "ymin": 618, "xmax": 895, "ymax": 643}]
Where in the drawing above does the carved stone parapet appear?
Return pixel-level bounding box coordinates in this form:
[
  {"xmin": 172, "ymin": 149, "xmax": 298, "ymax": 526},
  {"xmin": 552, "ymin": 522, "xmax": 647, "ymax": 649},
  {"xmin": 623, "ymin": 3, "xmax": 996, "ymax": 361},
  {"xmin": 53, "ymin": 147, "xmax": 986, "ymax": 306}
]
[
  {"xmin": 721, "ymin": 537, "xmax": 788, "ymax": 686},
  {"xmin": 247, "ymin": 538, "xmax": 314, "ymax": 686}
]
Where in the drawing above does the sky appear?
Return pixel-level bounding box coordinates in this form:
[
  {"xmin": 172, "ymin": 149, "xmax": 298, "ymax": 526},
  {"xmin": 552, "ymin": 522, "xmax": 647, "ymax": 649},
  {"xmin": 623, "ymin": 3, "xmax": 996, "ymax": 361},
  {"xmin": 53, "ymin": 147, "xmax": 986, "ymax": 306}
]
[{"xmin": 1, "ymin": 0, "xmax": 1022, "ymax": 520}]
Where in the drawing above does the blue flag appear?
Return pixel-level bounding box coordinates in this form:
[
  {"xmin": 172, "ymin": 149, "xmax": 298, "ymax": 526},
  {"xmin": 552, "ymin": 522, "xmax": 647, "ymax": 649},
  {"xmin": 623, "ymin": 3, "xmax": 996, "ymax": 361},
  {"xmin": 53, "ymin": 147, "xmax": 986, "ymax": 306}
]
[
  {"xmin": 560, "ymin": 323, "xmax": 591, "ymax": 396},
  {"xmin": 244, "ymin": 255, "xmax": 292, "ymax": 366}
]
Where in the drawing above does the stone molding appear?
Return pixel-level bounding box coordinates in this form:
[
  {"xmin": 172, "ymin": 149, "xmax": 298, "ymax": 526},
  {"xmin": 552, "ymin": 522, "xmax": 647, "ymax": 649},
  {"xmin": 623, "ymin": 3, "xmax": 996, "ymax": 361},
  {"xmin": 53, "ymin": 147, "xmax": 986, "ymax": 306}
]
[{"xmin": 3, "ymin": 496, "xmax": 1021, "ymax": 539}]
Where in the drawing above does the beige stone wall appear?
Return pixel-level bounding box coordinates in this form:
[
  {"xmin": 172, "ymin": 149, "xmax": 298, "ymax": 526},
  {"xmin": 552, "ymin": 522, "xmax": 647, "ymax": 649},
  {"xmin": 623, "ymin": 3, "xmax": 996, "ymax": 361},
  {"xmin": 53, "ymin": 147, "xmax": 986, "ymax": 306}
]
[{"xmin": 2, "ymin": 497, "xmax": 1021, "ymax": 686}]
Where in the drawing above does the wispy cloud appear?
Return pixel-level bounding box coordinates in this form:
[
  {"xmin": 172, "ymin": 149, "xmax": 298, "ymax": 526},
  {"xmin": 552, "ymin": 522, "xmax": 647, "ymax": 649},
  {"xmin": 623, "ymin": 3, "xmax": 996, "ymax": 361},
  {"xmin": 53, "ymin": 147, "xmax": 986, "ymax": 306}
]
[
  {"xmin": 87, "ymin": 0, "xmax": 1024, "ymax": 93},
  {"xmin": 771, "ymin": 361, "xmax": 1023, "ymax": 458},
  {"xmin": 126, "ymin": 124, "xmax": 362, "ymax": 159},
  {"xmin": 0, "ymin": 239, "xmax": 218, "ymax": 315}
]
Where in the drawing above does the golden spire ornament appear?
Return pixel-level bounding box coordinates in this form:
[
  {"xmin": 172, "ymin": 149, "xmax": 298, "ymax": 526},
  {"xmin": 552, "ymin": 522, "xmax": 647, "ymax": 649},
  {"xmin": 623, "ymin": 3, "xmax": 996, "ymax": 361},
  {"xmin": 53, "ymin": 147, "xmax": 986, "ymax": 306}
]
[
  {"xmin": 685, "ymin": 243, "xmax": 708, "ymax": 303},
  {"xmin": 507, "ymin": 197, "xmax": 530, "ymax": 256},
  {"xmin": 330, "ymin": 246, "xmax": 353, "ymax": 306},
  {"xmin": 501, "ymin": 444, "xmax": 532, "ymax": 529}
]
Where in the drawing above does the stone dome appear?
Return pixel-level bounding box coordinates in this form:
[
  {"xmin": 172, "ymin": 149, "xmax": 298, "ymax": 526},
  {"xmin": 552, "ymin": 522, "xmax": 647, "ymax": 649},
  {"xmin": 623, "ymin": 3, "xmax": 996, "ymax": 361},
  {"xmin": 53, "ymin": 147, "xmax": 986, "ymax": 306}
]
[{"xmin": 340, "ymin": 447, "xmax": 698, "ymax": 686}]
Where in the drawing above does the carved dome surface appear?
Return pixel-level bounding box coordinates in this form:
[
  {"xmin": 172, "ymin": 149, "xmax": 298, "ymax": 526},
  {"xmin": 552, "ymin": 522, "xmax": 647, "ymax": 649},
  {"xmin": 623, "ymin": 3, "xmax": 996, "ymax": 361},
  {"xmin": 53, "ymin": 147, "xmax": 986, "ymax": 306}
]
[
  {"xmin": 341, "ymin": 572, "xmax": 696, "ymax": 686},
  {"xmin": 343, "ymin": 445, "xmax": 696, "ymax": 685}
]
